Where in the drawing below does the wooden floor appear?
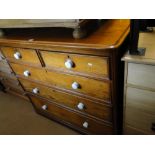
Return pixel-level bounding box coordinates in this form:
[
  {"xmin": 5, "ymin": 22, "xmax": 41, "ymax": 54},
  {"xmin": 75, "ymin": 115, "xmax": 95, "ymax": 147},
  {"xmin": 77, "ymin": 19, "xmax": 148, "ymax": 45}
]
[{"xmin": 0, "ymin": 91, "xmax": 79, "ymax": 135}]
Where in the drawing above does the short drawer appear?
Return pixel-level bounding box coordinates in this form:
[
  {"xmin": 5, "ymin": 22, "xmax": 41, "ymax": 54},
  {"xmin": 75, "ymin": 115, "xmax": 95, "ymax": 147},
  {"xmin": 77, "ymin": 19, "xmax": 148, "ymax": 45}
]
[
  {"xmin": 10, "ymin": 63, "xmax": 46, "ymax": 82},
  {"xmin": 30, "ymin": 95, "xmax": 113, "ymax": 134},
  {"xmin": 19, "ymin": 78, "xmax": 112, "ymax": 122},
  {"xmin": 128, "ymin": 63, "xmax": 155, "ymax": 90},
  {"xmin": 40, "ymin": 51, "xmax": 109, "ymax": 78},
  {"xmin": 1, "ymin": 47, "xmax": 41, "ymax": 66},
  {"xmin": 46, "ymin": 70, "xmax": 110, "ymax": 101}
]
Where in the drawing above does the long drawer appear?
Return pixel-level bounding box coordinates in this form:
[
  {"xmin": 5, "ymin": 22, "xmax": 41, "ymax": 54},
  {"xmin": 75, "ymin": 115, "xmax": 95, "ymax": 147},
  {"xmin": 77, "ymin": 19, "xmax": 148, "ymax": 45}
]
[
  {"xmin": 19, "ymin": 78, "xmax": 112, "ymax": 122},
  {"xmin": 40, "ymin": 51, "xmax": 109, "ymax": 79},
  {"xmin": 46, "ymin": 70, "xmax": 110, "ymax": 101},
  {"xmin": 10, "ymin": 62, "xmax": 111, "ymax": 101},
  {"xmin": 1, "ymin": 47, "xmax": 41, "ymax": 66},
  {"xmin": 30, "ymin": 95, "xmax": 113, "ymax": 134}
]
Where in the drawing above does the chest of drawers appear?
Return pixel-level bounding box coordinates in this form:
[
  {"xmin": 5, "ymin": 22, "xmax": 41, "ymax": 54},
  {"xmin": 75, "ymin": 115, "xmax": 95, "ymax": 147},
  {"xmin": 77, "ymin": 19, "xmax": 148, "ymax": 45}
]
[{"xmin": 0, "ymin": 19, "xmax": 130, "ymax": 134}]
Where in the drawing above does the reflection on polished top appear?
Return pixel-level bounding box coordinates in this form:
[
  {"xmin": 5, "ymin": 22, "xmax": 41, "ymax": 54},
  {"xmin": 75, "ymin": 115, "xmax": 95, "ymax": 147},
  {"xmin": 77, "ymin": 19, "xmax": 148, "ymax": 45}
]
[{"xmin": 0, "ymin": 20, "xmax": 130, "ymax": 50}]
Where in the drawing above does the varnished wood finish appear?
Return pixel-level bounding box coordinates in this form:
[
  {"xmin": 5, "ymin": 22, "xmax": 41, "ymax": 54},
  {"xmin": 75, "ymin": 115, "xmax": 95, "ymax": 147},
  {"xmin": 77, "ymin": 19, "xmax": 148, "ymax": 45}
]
[
  {"xmin": 10, "ymin": 62, "xmax": 47, "ymax": 82},
  {"xmin": 19, "ymin": 78, "xmax": 112, "ymax": 122},
  {"xmin": 30, "ymin": 95, "xmax": 113, "ymax": 134},
  {"xmin": 46, "ymin": 70, "xmax": 110, "ymax": 101},
  {"xmin": 0, "ymin": 20, "xmax": 130, "ymax": 134},
  {"xmin": 10, "ymin": 62, "xmax": 111, "ymax": 101},
  {"xmin": 40, "ymin": 50, "xmax": 109, "ymax": 79},
  {"xmin": 0, "ymin": 49, "xmax": 28, "ymax": 100},
  {"xmin": 0, "ymin": 20, "xmax": 129, "ymax": 52},
  {"xmin": 1, "ymin": 47, "xmax": 42, "ymax": 66}
]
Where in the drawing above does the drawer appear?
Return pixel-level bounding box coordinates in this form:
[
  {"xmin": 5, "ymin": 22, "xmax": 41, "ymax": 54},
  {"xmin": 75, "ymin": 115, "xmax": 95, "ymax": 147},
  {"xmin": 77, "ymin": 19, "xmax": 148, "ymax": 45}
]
[
  {"xmin": 125, "ymin": 87, "xmax": 155, "ymax": 134},
  {"xmin": 46, "ymin": 70, "xmax": 110, "ymax": 101},
  {"xmin": 30, "ymin": 95, "xmax": 113, "ymax": 134},
  {"xmin": 10, "ymin": 63, "xmax": 46, "ymax": 82},
  {"xmin": 19, "ymin": 78, "xmax": 112, "ymax": 122},
  {"xmin": 40, "ymin": 51, "xmax": 109, "ymax": 79},
  {"xmin": 128, "ymin": 63, "xmax": 155, "ymax": 90},
  {"xmin": 10, "ymin": 63, "xmax": 110, "ymax": 101},
  {"xmin": 1, "ymin": 47, "xmax": 41, "ymax": 66}
]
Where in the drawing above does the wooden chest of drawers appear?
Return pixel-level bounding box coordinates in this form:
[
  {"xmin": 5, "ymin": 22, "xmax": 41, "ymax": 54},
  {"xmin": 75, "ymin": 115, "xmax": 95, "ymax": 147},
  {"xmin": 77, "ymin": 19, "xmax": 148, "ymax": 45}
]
[{"xmin": 0, "ymin": 19, "xmax": 130, "ymax": 134}]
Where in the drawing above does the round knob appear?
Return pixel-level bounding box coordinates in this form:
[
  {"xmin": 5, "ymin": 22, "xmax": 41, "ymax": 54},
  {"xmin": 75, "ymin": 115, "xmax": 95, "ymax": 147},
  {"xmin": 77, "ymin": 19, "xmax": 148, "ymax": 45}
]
[
  {"xmin": 23, "ymin": 70, "xmax": 30, "ymax": 77},
  {"xmin": 14, "ymin": 52, "xmax": 21, "ymax": 60},
  {"xmin": 32, "ymin": 88, "xmax": 39, "ymax": 94},
  {"xmin": 77, "ymin": 102, "xmax": 85, "ymax": 110},
  {"xmin": 72, "ymin": 82, "xmax": 80, "ymax": 90},
  {"xmin": 83, "ymin": 122, "xmax": 89, "ymax": 128},
  {"xmin": 42, "ymin": 105, "xmax": 48, "ymax": 110},
  {"xmin": 65, "ymin": 59, "xmax": 74, "ymax": 69}
]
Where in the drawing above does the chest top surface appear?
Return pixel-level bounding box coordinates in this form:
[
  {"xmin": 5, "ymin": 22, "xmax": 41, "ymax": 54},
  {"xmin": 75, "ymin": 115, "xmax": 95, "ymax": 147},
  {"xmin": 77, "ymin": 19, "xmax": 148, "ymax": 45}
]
[{"xmin": 0, "ymin": 20, "xmax": 129, "ymax": 50}]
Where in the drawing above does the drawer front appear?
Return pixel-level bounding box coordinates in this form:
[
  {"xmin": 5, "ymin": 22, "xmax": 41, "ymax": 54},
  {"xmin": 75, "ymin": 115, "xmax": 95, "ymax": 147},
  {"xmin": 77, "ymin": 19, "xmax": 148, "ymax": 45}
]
[
  {"xmin": 40, "ymin": 51, "xmax": 109, "ymax": 78},
  {"xmin": 19, "ymin": 78, "xmax": 112, "ymax": 122},
  {"xmin": 10, "ymin": 63, "xmax": 46, "ymax": 82},
  {"xmin": 30, "ymin": 95, "xmax": 113, "ymax": 134},
  {"xmin": 128, "ymin": 63, "xmax": 155, "ymax": 89},
  {"xmin": 125, "ymin": 87, "xmax": 155, "ymax": 134},
  {"xmin": 46, "ymin": 70, "xmax": 110, "ymax": 101},
  {"xmin": 1, "ymin": 47, "xmax": 41, "ymax": 66}
]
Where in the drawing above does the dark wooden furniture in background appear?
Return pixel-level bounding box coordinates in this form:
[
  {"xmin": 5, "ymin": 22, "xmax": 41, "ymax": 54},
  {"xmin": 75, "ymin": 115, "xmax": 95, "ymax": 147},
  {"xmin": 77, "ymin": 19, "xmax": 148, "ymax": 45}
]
[{"xmin": 0, "ymin": 19, "xmax": 130, "ymax": 134}]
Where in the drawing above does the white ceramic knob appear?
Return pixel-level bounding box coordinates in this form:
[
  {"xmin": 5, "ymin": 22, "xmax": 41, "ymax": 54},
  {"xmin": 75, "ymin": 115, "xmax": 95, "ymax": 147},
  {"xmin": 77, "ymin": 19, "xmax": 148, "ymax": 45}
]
[
  {"xmin": 42, "ymin": 105, "xmax": 47, "ymax": 110},
  {"xmin": 72, "ymin": 82, "xmax": 80, "ymax": 90},
  {"xmin": 23, "ymin": 70, "xmax": 30, "ymax": 77},
  {"xmin": 77, "ymin": 102, "xmax": 85, "ymax": 110},
  {"xmin": 65, "ymin": 59, "xmax": 74, "ymax": 69},
  {"xmin": 14, "ymin": 52, "xmax": 21, "ymax": 60},
  {"xmin": 83, "ymin": 122, "xmax": 89, "ymax": 128},
  {"xmin": 32, "ymin": 88, "xmax": 39, "ymax": 94}
]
